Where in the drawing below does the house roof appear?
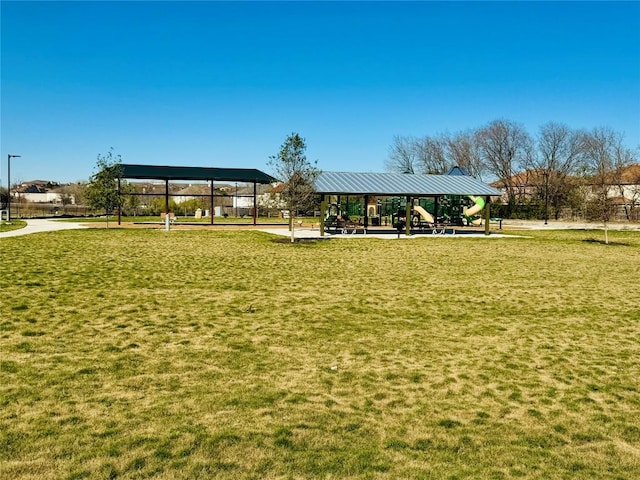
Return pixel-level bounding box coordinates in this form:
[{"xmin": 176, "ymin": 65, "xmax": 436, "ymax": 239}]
[
  {"xmin": 174, "ymin": 184, "xmax": 213, "ymax": 196},
  {"xmin": 491, "ymin": 163, "xmax": 640, "ymax": 188},
  {"xmin": 119, "ymin": 164, "xmax": 277, "ymax": 184},
  {"xmin": 490, "ymin": 169, "xmax": 548, "ymax": 189},
  {"xmin": 314, "ymin": 171, "xmax": 500, "ymax": 196},
  {"xmin": 620, "ymin": 163, "xmax": 640, "ymax": 184}
]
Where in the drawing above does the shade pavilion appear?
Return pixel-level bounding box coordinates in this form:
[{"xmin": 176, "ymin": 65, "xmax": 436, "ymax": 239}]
[
  {"xmin": 117, "ymin": 164, "xmax": 277, "ymax": 225},
  {"xmin": 315, "ymin": 170, "xmax": 501, "ymax": 236}
]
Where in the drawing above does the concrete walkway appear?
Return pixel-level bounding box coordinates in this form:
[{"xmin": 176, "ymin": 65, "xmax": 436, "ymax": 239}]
[
  {"xmin": 495, "ymin": 219, "xmax": 640, "ymax": 231},
  {"xmin": 0, "ymin": 219, "xmax": 88, "ymax": 238},
  {"xmin": 3, "ymin": 218, "xmax": 637, "ymax": 240}
]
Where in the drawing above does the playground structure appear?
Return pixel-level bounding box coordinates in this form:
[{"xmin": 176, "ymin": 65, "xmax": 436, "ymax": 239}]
[
  {"xmin": 315, "ymin": 170, "xmax": 501, "ymax": 236},
  {"xmin": 324, "ymin": 194, "xmax": 487, "ymax": 233}
]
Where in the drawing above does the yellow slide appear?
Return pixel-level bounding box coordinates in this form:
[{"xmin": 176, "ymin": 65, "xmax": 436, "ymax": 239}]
[
  {"xmin": 464, "ymin": 196, "xmax": 485, "ymax": 216},
  {"xmin": 413, "ymin": 205, "xmax": 434, "ymax": 223},
  {"xmin": 464, "ymin": 196, "xmax": 485, "ymax": 225}
]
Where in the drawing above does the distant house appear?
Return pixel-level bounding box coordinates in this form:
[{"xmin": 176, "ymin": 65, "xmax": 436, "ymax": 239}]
[
  {"xmin": 610, "ymin": 163, "xmax": 640, "ymax": 203},
  {"xmin": 491, "ymin": 164, "xmax": 640, "ymax": 202},
  {"xmin": 232, "ymin": 184, "xmax": 280, "ymax": 215},
  {"xmin": 257, "ymin": 182, "xmax": 287, "ymax": 212},
  {"xmin": 490, "ymin": 163, "xmax": 640, "ymax": 220},
  {"xmin": 170, "ymin": 182, "xmax": 279, "ymax": 216},
  {"xmin": 13, "ymin": 181, "xmax": 75, "ymax": 204},
  {"xmin": 606, "ymin": 163, "xmax": 640, "ymax": 220},
  {"xmin": 490, "ymin": 169, "xmax": 547, "ymax": 203},
  {"xmin": 173, "ymin": 184, "xmax": 215, "ymax": 204}
]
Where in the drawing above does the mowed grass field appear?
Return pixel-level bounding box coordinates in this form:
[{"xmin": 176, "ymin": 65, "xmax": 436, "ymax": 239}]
[{"xmin": 1, "ymin": 228, "xmax": 639, "ymax": 479}]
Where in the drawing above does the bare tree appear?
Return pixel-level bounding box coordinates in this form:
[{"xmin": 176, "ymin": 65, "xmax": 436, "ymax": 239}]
[
  {"xmin": 385, "ymin": 135, "xmax": 418, "ymax": 173},
  {"xmin": 582, "ymin": 127, "xmax": 632, "ymax": 243},
  {"xmin": 476, "ymin": 119, "xmax": 533, "ymax": 209},
  {"xmin": 529, "ymin": 123, "xmax": 586, "ymax": 220},
  {"xmin": 620, "ymin": 159, "xmax": 640, "ymax": 221},
  {"xmin": 386, "ymin": 121, "xmax": 636, "ymax": 225},
  {"xmin": 445, "ymin": 130, "xmax": 485, "ymax": 179},
  {"xmin": 610, "ymin": 142, "xmax": 638, "ymax": 222},
  {"xmin": 415, "ymin": 135, "xmax": 450, "ymax": 174},
  {"xmin": 387, "ymin": 131, "xmax": 486, "ymax": 178}
]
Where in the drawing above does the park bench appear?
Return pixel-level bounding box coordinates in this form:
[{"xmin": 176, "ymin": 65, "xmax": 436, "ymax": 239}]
[
  {"xmin": 324, "ymin": 215, "xmax": 361, "ymax": 234},
  {"xmin": 490, "ymin": 217, "xmax": 503, "ymax": 229}
]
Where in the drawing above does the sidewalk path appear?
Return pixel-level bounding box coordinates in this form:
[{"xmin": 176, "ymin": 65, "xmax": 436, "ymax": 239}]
[
  {"xmin": 3, "ymin": 218, "xmax": 637, "ymax": 239},
  {"xmin": 0, "ymin": 219, "xmax": 88, "ymax": 238},
  {"xmin": 499, "ymin": 219, "xmax": 640, "ymax": 231}
]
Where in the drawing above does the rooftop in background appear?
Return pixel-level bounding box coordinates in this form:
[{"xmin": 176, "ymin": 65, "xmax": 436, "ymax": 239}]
[
  {"xmin": 490, "ymin": 163, "xmax": 640, "ymax": 188},
  {"xmin": 315, "ymin": 171, "xmax": 501, "ymax": 197},
  {"xmin": 119, "ymin": 164, "xmax": 277, "ymax": 184}
]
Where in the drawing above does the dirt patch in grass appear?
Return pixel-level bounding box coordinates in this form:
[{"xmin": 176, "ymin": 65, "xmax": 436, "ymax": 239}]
[{"xmin": 582, "ymin": 238, "xmax": 631, "ymax": 246}]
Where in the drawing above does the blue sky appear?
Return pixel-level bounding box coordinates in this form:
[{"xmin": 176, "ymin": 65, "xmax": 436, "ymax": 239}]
[{"xmin": 1, "ymin": 1, "xmax": 639, "ymax": 184}]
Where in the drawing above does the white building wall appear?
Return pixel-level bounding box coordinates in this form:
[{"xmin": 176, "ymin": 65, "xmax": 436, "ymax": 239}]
[{"xmin": 14, "ymin": 192, "xmax": 75, "ymax": 204}]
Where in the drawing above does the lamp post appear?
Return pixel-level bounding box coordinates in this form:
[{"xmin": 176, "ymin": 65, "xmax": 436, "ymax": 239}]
[{"xmin": 7, "ymin": 154, "xmax": 21, "ymax": 222}]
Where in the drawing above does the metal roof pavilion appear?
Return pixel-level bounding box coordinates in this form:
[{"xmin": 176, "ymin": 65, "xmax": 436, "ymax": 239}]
[
  {"xmin": 116, "ymin": 163, "xmax": 276, "ymax": 226},
  {"xmin": 315, "ymin": 171, "xmax": 501, "ymax": 197}
]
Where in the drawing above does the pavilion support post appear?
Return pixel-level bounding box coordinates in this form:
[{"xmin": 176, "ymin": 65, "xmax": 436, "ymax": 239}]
[
  {"xmin": 320, "ymin": 195, "xmax": 326, "ymax": 237},
  {"xmin": 484, "ymin": 196, "xmax": 491, "ymax": 236},
  {"xmin": 165, "ymin": 179, "xmax": 170, "ymax": 214},
  {"xmin": 253, "ymin": 182, "xmax": 257, "ymax": 225},
  {"xmin": 405, "ymin": 196, "xmax": 411, "ymax": 236},
  {"xmin": 363, "ymin": 195, "xmax": 369, "ymax": 231},
  {"xmin": 434, "ymin": 196, "xmax": 439, "ymax": 226},
  {"xmin": 117, "ymin": 177, "xmax": 122, "ymax": 225},
  {"xmin": 210, "ymin": 180, "xmax": 215, "ymax": 225}
]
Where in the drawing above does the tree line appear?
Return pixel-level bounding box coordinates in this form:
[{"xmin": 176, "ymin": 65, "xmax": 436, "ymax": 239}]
[{"xmin": 386, "ymin": 119, "xmax": 639, "ymax": 221}]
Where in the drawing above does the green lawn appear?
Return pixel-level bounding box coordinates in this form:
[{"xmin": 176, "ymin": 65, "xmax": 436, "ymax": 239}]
[
  {"xmin": 1, "ymin": 229, "xmax": 639, "ymax": 479},
  {"xmin": 0, "ymin": 219, "xmax": 27, "ymax": 232}
]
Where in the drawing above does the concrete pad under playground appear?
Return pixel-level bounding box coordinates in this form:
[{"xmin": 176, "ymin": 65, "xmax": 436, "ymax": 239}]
[
  {"xmin": 260, "ymin": 219, "xmax": 640, "ymax": 239},
  {"xmin": 259, "ymin": 227, "xmax": 519, "ymax": 240}
]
